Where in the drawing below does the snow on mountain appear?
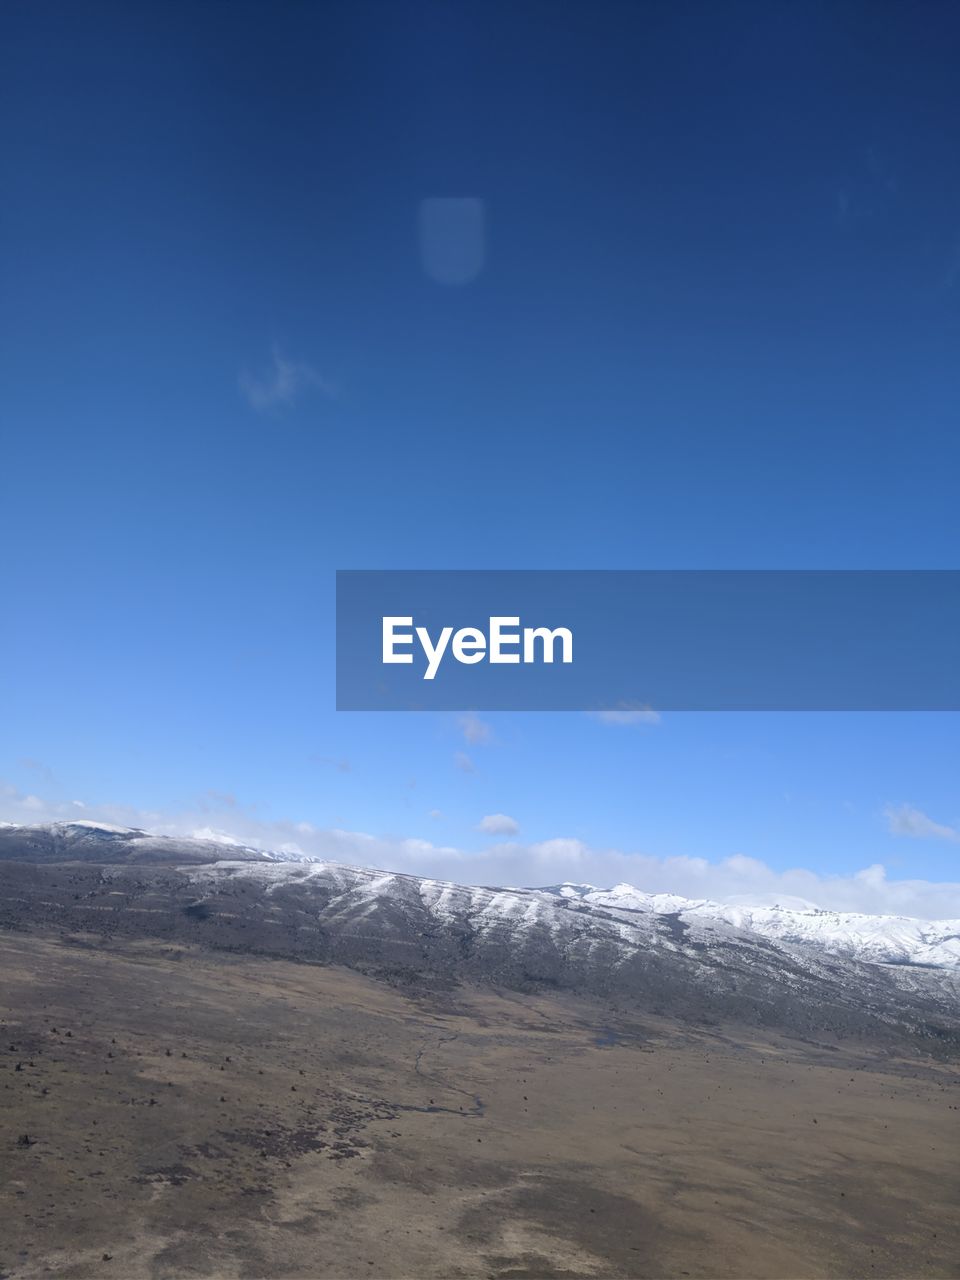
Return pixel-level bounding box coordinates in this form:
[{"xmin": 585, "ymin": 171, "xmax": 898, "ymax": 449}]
[
  {"xmin": 0, "ymin": 820, "xmax": 286, "ymax": 864},
  {"xmin": 61, "ymin": 820, "xmax": 142, "ymax": 834},
  {"xmin": 177, "ymin": 856, "xmax": 960, "ymax": 976},
  {"xmin": 1, "ymin": 823, "xmax": 959, "ymax": 1049},
  {"xmin": 1, "ymin": 822, "xmax": 958, "ymax": 972},
  {"xmin": 546, "ymin": 882, "xmax": 960, "ymax": 970}
]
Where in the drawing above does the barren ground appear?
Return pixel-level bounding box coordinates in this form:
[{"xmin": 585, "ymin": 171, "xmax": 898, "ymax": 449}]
[{"xmin": 1, "ymin": 931, "xmax": 958, "ymax": 1279}]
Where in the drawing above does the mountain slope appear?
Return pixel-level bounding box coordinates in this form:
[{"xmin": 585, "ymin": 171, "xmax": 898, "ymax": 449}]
[
  {"xmin": 0, "ymin": 820, "xmax": 279, "ymax": 865},
  {"xmin": 0, "ymin": 823, "xmax": 958, "ymax": 1054},
  {"xmin": 545, "ymin": 882, "xmax": 960, "ymax": 970}
]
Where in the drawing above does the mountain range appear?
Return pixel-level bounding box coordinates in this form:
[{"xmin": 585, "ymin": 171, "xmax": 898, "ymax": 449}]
[{"xmin": 1, "ymin": 820, "xmax": 958, "ymax": 1053}]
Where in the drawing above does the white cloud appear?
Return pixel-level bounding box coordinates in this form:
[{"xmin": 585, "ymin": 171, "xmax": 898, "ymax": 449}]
[
  {"xmin": 454, "ymin": 751, "xmax": 475, "ymax": 773},
  {"xmin": 885, "ymin": 804, "xmax": 960, "ymax": 843},
  {"xmin": 459, "ymin": 713, "xmax": 492, "ymax": 745},
  {"xmin": 4, "ymin": 784, "xmax": 960, "ymax": 919},
  {"xmin": 476, "ymin": 813, "xmax": 519, "ymax": 836},
  {"xmin": 589, "ymin": 704, "xmax": 661, "ymax": 726},
  {"xmin": 239, "ymin": 346, "xmax": 333, "ymax": 413},
  {"xmin": 190, "ymin": 826, "xmax": 246, "ymax": 847}
]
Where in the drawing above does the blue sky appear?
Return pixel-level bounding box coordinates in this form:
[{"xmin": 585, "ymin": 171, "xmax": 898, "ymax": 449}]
[{"xmin": 1, "ymin": 1, "xmax": 958, "ymax": 911}]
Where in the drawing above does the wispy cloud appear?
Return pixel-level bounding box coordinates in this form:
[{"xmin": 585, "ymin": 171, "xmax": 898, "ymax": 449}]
[
  {"xmin": 588, "ymin": 704, "xmax": 661, "ymax": 727},
  {"xmin": 459, "ymin": 713, "xmax": 492, "ymax": 745},
  {"xmin": 239, "ymin": 346, "xmax": 334, "ymax": 413},
  {"xmin": 1, "ymin": 783, "xmax": 52, "ymax": 814},
  {"xmin": 454, "ymin": 751, "xmax": 475, "ymax": 773},
  {"xmin": 311, "ymin": 756, "xmax": 353, "ymax": 774},
  {"xmin": 885, "ymin": 804, "xmax": 960, "ymax": 843},
  {"xmin": 835, "ymin": 145, "xmax": 898, "ymax": 227},
  {"xmin": 476, "ymin": 813, "xmax": 519, "ymax": 836},
  {"xmin": 18, "ymin": 758, "xmax": 57, "ymax": 783},
  {"xmin": 198, "ymin": 789, "xmax": 241, "ymax": 810}
]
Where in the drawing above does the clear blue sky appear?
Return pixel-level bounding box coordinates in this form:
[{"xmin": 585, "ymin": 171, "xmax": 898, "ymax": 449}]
[{"xmin": 1, "ymin": 1, "xmax": 958, "ymax": 903}]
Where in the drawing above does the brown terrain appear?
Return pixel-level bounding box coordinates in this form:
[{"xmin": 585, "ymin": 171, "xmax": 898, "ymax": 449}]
[{"xmin": 1, "ymin": 929, "xmax": 958, "ymax": 1280}]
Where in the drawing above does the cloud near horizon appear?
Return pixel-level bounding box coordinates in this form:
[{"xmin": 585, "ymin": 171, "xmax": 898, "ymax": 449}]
[
  {"xmin": 476, "ymin": 813, "xmax": 519, "ymax": 836},
  {"xmin": 3, "ymin": 783, "xmax": 960, "ymax": 920}
]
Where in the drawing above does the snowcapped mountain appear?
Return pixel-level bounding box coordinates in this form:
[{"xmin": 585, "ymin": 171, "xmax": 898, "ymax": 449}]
[
  {"xmin": 545, "ymin": 882, "xmax": 960, "ymax": 970},
  {"xmin": 2, "ymin": 822, "xmax": 956, "ymax": 971},
  {"xmin": 0, "ymin": 822, "xmax": 958, "ymax": 1052},
  {"xmin": 0, "ymin": 820, "xmax": 283, "ymax": 865}
]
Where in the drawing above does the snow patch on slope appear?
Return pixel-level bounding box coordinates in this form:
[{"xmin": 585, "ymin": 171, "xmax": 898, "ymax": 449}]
[{"xmin": 547, "ymin": 882, "xmax": 960, "ymax": 969}]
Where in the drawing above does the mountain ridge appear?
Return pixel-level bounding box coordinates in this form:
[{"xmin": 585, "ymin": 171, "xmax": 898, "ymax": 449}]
[
  {"xmin": 0, "ymin": 821, "xmax": 959, "ymax": 1057},
  {"xmin": 2, "ymin": 821, "xmax": 958, "ymax": 972}
]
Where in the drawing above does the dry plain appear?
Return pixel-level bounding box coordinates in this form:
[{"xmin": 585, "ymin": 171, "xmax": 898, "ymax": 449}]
[{"xmin": 1, "ymin": 931, "xmax": 958, "ymax": 1280}]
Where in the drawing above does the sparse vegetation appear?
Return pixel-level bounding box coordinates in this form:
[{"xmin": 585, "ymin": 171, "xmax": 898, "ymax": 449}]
[{"xmin": 1, "ymin": 930, "xmax": 958, "ymax": 1279}]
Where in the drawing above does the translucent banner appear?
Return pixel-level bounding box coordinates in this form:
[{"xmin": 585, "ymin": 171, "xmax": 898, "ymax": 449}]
[{"xmin": 336, "ymin": 570, "xmax": 960, "ymax": 711}]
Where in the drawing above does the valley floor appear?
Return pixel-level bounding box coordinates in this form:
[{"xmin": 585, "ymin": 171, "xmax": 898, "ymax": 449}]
[{"xmin": 0, "ymin": 931, "xmax": 957, "ymax": 1280}]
